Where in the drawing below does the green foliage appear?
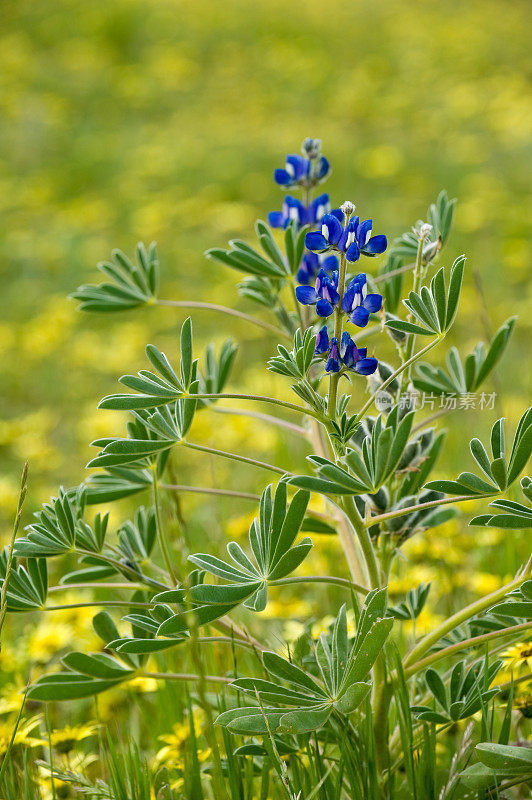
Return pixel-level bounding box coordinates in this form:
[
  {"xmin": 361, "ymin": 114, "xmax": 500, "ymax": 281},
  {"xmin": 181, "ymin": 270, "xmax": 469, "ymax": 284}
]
[
  {"xmin": 217, "ymin": 598, "xmax": 392, "ymax": 734},
  {"xmin": 414, "ymin": 315, "xmax": 516, "ymax": 396},
  {"xmin": 188, "ymin": 482, "xmax": 312, "ymax": 612},
  {"xmin": 426, "ymin": 407, "xmax": 532, "ymax": 496},
  {"xmin": 71, "ymin": 243, "xmax": 159, "ymax": 312},
  {"xmin": 412, "ymin": 659, "xmax": 501, "ymax": 724},
  {"xmin": 385, "ymin": 255, "xmax": 465, "ymax": 337}
]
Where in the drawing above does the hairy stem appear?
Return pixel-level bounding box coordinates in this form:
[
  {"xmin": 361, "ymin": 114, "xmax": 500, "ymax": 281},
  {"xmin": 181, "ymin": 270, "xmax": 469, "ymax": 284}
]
[
  {"xmin": 152, "ymin": 466, "xmax": 179, "ymax": 585},
  {"xmin": 404, "ymin": 620, "xmax": 532, "ymax": 678},
  {"xmin": 156, "ymin": 299, "xmax": 290, "ymax": 339},
  {"xmin": 367, "ymin": 493, "xmax": 497, "ymax": 527},
  {"xmin": 403, "ymin": 563, "xmax": 532, "ymax": 668},
  {"xmin": 182, "ymin": 440, "xmax": 291, "ymax": 476}
]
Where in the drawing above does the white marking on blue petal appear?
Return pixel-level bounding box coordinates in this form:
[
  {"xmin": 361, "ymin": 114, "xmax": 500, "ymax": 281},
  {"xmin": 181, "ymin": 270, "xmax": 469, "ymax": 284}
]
[
  {"xmin": 321, "ymin": 224, "xmax": 330, "ymax": 239},
  {"xmin": 285, "ymin": 162, "xmax": 295, "ymax": 177}
]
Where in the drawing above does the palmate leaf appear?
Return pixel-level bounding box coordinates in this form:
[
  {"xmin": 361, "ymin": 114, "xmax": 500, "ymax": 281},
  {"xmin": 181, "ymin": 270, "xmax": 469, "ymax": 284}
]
[
  {"xmin": 71, "ymin": 243, "xmax": 159, "ymax": 312},
  {"xmin": 82, "ymin": 466, "xmax": 153, "ymax": 505},
  {"xmin": 206, "ymin": 225, "xmax": 289, "ymax": 279},
  {"xmin": 99, "ymin": 318, "xmax": 200, "ymax": 412},
  {"xmin": 186, "ymin": 482, "xmax": 312, "ymax": 613},
  {"xmin": 13, "ymin": 487, "xmax": 104, "ymax": 558},
  {"xmin": 470, "ymin": 483, "xmax": 532, "ymax": 530},
  {"xmin": 389, "ymin": 190, "xmax": 456, "ymax": 263},
  {"xmin": 0, "ymin": 549, "xmax": 47, "ymax": 611},
  {"xmin": 268, "ymin": 328, "xmax": 317, "ymax": 379},
  {"xmin": 413, "ymin": 317, "xmax": 516, "ymax": 396},
  {"xmin": 217, "ymin": 599, "xmax": 392, "ymax": 736},
  {"xmin": 385, "ymin": 255, "xmax": 465, "ymax": 337},
  {"xmin": 412, "ymin": 658, "xmax": 502, "ymax": 724},
  {"xmin": 290, "ymin": 407, "xmax": 415, "ymax": 497},
  {"xmin": 425, "ymin": 408, "xmax": 532, "ymax": 497}
]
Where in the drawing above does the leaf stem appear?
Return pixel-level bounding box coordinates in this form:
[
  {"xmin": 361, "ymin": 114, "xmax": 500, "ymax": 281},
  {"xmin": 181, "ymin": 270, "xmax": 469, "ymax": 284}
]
[
  {"xmin": 185, "ymin": 392, "xmax": 321, "ymax": 419},
  {"xmin": 0, "ymin": 462, "xmax": 28, "ymax": 640},
  {"xmin": 403, "ymin": 562, "xmax": 532, "ymax": 668},
  {"xmin": 212, "ymin": 406, "xmax": 306, "ymax": 436},
  {"xmin": 143, "ymin": 670, "xmax": 232, "ymax": 684},
  {"xmin": 156, "ymin": 299, "xmax": 290, "ymax": 339},
  {"xmin": 341, "ymin": 495, "xmax": 381, "ymax": 589},
  {"xmin": 152, "ymin": 466, "xmax": 179, "ymax": 585},
  {"xmin": 355, "ymin": 335, "xmax": 444, "ymax": 423},
  {"xmin": 367, "ymin": 493, "xmax": 497, "ymax": 527},
  {"xmin": 269, "ymin": 574, "xmax": 368, "ymax": 595},
  {"xmin": 404, "ymin": 620, "xmax": 532, "ymax": 678},
  {"xmin": 161, "ymin": 483, "xmax": 261, "ymax": 501},
  {"xmin": 182, "ymin": 441, "xmax": 291, "ymax": 476},
  {"xmin": 403, "ymin": 237, "xmax": 424, "ymax": 381}
]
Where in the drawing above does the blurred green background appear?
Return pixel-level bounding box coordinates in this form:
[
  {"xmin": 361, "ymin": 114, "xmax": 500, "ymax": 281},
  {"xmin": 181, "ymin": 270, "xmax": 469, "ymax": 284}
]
[{"xmin": 1, "ymin": 0, "xmax": 531, "ymax": 530}]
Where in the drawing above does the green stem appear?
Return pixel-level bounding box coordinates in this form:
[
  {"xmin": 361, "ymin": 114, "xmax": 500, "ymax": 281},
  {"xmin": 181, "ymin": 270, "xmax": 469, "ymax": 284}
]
[
  {"xmin": 152, "ymin": 467, "xmax": 179, "ymax": 585},
  {"xmin": 182, "ymin": 441, "xmax": 291, "ymax": 476},
  {"xmin": 75, "ymin": 549, "xmax": 169, "ymax": 590},
  {"xmin": 404, "ymin": 620, "xmax": 532, "ymax": 678},
  {"xmin": 213, "ymin": 406, "xmax": 306, "ymax": 436},
  {"xmin": 269, "ymin": 574, "xmax": 368, "ymax": 595},
  {"xmin": 367, "ymin": 493, "xmax": 497, "ymax": 527},
  {"xmin": 0, "ymin": 462, "xmax": 28, "ymax": 640},
  {"xmin": 161, "ymin": 483, "xmax": 261, "ymax": 501},
  {"xmin": 289, "ymin": 279, "xmax": 305, "ymax": 329},
  {"xmin": 183, "ymin": 392, "xmax": 320, "ymax": 419},
  {"xmin": 403, "ymin": 563, "xmax": 532, "ymax": 668},
  {"xmin": 403, "ymin": 237, "xmax": 424, "ymax": 382},
  {"xmin": 143, "ymin": 671, "xmax": 232, "ymax": 684},
  {"xmin": 48, "ymin": 582, "xmax": 147, "ymax": 592},
  {"xmin": 156, "ymin": 299, "xmax": 290, "ymax": 340},
  {"xmin": 341, "ymin": 495, "xmax": 380, "ymax": 589},
  {"xmin": 44, "ymin": 600, "xmax": 153, "ymax": 611},
  {"xmin": 327, "ymin": 252, "xmax": 347, "ymax": 418},
  {"xmin": 355, "ymin": 335, "xmax": 443, "ymax": 423}
]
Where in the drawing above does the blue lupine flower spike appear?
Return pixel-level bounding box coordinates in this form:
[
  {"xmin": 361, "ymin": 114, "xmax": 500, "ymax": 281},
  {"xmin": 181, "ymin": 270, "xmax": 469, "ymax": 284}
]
[
  {"xmin": 341, "ymin": 273, "xmax": 383, "ymax": 328},
  {"xmin": 268, "ymin": 193, "xmax": 331, "ymax": 231},
  {"xmin": 274, "ymin": 139, "xmax": 330, "ymax": 190},
  {"xmin": 295, "ymin": 268, "xmax": 340, "ymax": 318},
  {"xmin": 306, "ymin": 205, "xmax": 387, "ymax": 263}
]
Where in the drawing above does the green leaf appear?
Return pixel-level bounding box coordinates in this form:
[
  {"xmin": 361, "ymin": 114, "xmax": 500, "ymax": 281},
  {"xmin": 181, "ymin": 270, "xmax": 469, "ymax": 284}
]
[
  {"xmin": 475, "ymin": 742, "xmax": 532, "ymax": 771},
  {"xmin": 180, "ymin": 317, "xmax": 193, "ymax": 388},
  {"xmin": 27, "ymin": 673, "xmax": 125, "ymax": 701},
  {"xmin": 445, "ymin": 255, "xmax": 466, "ymax": 329},
  {"xmin": 334, "ymin": 682, "xmax": 370, "ymax": 714},
  {"xmin": 277, "ymin": 705, "xmax": 332, "ymax": 734},
  {"xmin": 385, "ymin": 320, "xmax": 434, "ymax": 336},
  {"xmin": 60, "ymin": 652, "xmax": 133, "ymax": 680}
]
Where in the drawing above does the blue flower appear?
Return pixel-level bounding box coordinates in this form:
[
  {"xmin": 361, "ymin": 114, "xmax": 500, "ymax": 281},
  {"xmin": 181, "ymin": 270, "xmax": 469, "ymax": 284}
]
[
  {"xmin": 340, "ymin": 332, "xmax": 378, "ymax": 375},
  {"xmin": 305, "ymin": 209, "xmax": 387, "ymax": 263},
  {"xmin": 314, "ymin": 328, "xmax": 378, "ymax": 376},
  {"xmin": 268, "ymin": 193, "xmax": 330, "ymax": 231},
  {"xmin": 295, "ymin": 268, "xmax": 340, "ymax": 317},
  {"xmin": 314, "ymin": 325, "xmax": 330, "ymax": 355},
  {"xmin": 341, "ymin": 273, "xmax": 383, "ymax": 327},
  {"xmin": 325, "ymin": 337, "xmax": 341, "ymax": 373},
  {"xmin": 274, "ymin": 154, "xmax": 330, "ymax": 189},
  {"xmin": 297, "ymin": 251, "xmax": 339, "ymax": 285}
]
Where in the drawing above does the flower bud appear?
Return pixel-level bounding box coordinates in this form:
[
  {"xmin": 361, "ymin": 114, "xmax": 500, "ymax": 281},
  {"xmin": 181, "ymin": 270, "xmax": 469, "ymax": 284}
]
[
  {"xmin": 340, "ymin": 200, "xmax": 356, "ymax": 219},
  {"xmin": 422, "ymin": 234, "xmax": 442, "ymax": 264},
  {"xmin": 301, "ymin": 137, "xmax": 322, "ymax": 159}
]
